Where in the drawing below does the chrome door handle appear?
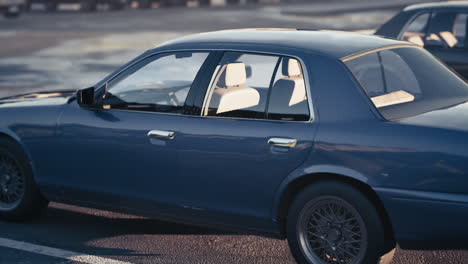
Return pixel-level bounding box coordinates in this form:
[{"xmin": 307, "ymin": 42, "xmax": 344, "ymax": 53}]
[
  {"xmin": 268, "ymin": 138, "xmax": 297, "ymax": 148},
  {"xmin": 147, "ymin": 130, "xmax": 175, "ymax": 140}
]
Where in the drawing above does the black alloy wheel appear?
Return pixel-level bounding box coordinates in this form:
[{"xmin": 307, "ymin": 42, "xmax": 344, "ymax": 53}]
[
  {"xmin": 0, "ymin": 138, "xmax": 48, "ymax": 221},
  {"xmin": 0, "ymin": 154, "xmax": 25, "ymax": 210},
  {"xmin": 287, "ymin": 181, "xmax": 394, "ymax": 264}
]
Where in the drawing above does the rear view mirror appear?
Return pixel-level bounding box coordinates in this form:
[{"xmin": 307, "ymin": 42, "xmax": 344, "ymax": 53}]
[{"xmin": 76, "ymin": 87, "xmax": 95, "ymax": 106}]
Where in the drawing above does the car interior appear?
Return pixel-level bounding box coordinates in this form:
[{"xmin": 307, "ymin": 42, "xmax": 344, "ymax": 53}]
[
  {"xmin": 403, "ymin": 12, "xmax": 467, "ymax": 49},
  {"xmin": 205, "ymin": 56, "xmax": 309, "ymax": 121}
]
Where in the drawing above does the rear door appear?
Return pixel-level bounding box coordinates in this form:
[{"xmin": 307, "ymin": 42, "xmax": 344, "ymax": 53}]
[{"xmin": 174, "ymin": 52, "xmax": 317, "ymax": 227}]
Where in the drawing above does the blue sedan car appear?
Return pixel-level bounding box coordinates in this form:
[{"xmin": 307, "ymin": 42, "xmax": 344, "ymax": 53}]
[{"xmin": 1, "ymin": 29, "xmax": 468, "ymax": 264}]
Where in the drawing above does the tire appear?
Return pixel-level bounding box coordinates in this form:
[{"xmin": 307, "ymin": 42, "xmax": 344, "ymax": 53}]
[
  {"xmin": 80, "ymin": 0, "xmax": 97, "ymax": 12},
  {"xmin": 287, "ymin": 181, "xmax": 394, "ymax": 264},
  {"xmin": 0, "ymin": 138, "xmax": 48, "ymax": 221}
]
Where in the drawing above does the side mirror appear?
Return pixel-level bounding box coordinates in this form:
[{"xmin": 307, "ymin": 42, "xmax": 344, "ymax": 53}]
[{"xmin": 76, "ymin": 87, "xmax": 95, "ymax": 106}]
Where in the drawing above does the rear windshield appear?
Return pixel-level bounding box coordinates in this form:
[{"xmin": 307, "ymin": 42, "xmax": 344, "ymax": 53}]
[{"xmin": 344, "ymin": 47, "xmax": 468, "ymax": 120}]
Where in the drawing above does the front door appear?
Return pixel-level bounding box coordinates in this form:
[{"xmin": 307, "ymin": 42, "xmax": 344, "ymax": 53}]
[{"xmin": 51, "ymin": 51, "xmax": 211, "ymax": 211}]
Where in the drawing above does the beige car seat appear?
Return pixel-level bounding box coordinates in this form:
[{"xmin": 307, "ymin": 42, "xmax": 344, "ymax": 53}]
[{"xmin": 211, "ymin": 62, "xmax": 260, "ymax": 114}]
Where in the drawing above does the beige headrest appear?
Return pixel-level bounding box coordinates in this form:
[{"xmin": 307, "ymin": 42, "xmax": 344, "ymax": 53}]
[
  {"xmin": 288, "ymin": 59, "xmax": 302, "ymax": 77},
  {"xmin": 440, "ymin": 31, "xmax": 458, "ymax": 48},
  {"xmin": 225, "ymin": 63, "xmax": 247, "ymax": 87}
]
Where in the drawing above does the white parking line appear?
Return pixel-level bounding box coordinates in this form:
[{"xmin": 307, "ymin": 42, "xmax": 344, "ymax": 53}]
[{"xmin": 0, "ymin": 237, "xmax": 132, "ymax": 264}]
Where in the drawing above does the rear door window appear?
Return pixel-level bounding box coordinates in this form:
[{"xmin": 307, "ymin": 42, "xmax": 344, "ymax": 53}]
[
  {"xmin": 203, "ymin": 52, "xmax": 278, "ymax": 119},
  {"xmin": 202, "ymin": 52, "xmax": 310, "ymax": 121}
]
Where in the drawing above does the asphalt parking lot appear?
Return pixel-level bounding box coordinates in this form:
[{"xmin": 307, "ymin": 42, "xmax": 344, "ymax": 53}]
[{"xmin": 1, "ymin": 3, "xmax": 468, "ymax": 264}]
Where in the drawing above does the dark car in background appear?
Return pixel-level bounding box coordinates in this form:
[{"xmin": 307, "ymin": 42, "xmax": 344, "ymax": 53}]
[
  {"xmin": 25, "ymin": 0, "xmax": 126, "ymax": 11},
  {"xmin": 0, "ymin": 0, "xmax": 25, "ymax": 17},
  {"xmin": 136, "ymin": 0, "xmax": 207, "ymax": 8},
  {"xmin": 376, "ymin": 2, "xmax": 468, "ymax": 80}
]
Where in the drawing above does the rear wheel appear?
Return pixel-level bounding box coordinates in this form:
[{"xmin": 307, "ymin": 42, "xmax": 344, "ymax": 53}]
[
  {"xmin": 0, "ymin": 138, "xmax": 48, "ymax": 221},
  {"xmin": 287, "ymin": 182, "xmax": 394, "ymax": 264}
]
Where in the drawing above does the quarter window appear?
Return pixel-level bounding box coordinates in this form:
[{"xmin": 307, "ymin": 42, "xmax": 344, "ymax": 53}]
[
  {"xmin": 103, "ymin": 52, "xmax": 209, "ymax": 113},
  {"xmin": 202, "ymin": 52, "xmax": 310, "ymax": 121},
  {"xmin": 345, "ymin": 47, "xmax": 468, "ymax": 120}
]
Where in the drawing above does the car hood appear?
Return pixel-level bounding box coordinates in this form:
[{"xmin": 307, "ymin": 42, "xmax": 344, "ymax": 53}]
[
  {"xmin": 0, "ymin": 90, "xmax": 76, "ymax": 108},
  {"xmin": 397, "ymin": 101, "xmax": 468, "ymax": 132}
]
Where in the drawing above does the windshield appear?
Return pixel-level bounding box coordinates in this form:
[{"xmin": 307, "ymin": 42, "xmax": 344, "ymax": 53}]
[{"xmin": 344, "ymin": 47, "xmax": 468, "ymax": 120}]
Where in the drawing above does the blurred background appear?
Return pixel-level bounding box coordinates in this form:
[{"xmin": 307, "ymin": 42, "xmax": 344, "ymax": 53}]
[
  {"xmin": 0, "ymin": 0, "xmax": 446, "ymax": 99},
  {"xmin": 3, "ymin": 1, "xmax": 468, "ymax": 264}
]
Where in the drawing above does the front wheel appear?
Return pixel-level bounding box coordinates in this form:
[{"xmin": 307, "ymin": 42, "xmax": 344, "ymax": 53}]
[
  {"xmin": 0, "ymin": 138, "xmax": 48, "ymax": 221},
  {"xmin": 287, "ymin": 182, "xmax": 394, "ymax": 264}
]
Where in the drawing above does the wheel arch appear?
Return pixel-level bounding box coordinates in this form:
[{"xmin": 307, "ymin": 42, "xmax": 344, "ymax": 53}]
[
  {"xmin": 274, "ymin": 169, "xmax": 396, "ymax": 252},
  {"xmin": 0, "ymin": 129, "xmax": 21, "ymax": 142},
  {"xmin": 0, "ymin": 131, "xmax": 37, "ymax": 177}
]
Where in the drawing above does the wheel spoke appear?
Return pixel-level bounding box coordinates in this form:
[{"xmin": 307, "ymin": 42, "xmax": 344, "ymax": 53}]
[
  {"xmin": 300, "ymin": 197, "xmax": 367, "ymax": 264},
  {"xmin": 0, "ymin": 154, "xmax": 24, "ymax": 207}
]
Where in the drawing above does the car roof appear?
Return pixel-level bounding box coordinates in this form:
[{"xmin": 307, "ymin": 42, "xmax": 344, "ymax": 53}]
[
  {"xmin": 155, "ymin": 29, "xmax": 408, "ymax": 60},
  {"xmin": 404, "ymin": 1, "xmax": 468, "ymax": 11}
]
